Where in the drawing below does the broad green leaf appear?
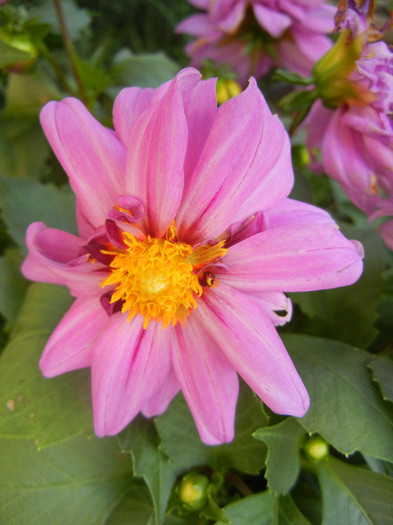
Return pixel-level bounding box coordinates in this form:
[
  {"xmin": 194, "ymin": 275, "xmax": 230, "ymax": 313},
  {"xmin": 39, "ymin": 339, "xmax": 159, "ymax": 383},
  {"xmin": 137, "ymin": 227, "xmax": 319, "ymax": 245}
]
[
  {"xmin": 0, "ymin": 434, "xmax": 132, "ymax": 525},
  {"xmin": 253, "ymin": 418, "xmax": 305, "ymax": 494},
  {"xmin": 0, "ymin": 248, "xmax": 29, "ymax": 325},
  {"xmin": 368, "ymin": 355, "xmax": 393, "ymax": 403},
  {"xmin": 155, "ymin": 382, "xmax": 268, "ymax": 475},
  {"xmin": 0, "ymin": 119, "xmax": 50, "ymax": 180},
  {"xmin": 284, "ymin": 334, "xmax": 393, "ymax": 462},
  {"xmin": 30, "ymin": 0, "xmax": 91, "ymax": 41},
  {"xmin": 118, "ymin": 417, "xmax": 181, "ymax": 525},
  {"xmin": 111, "ymin": 50, "xmax": 179, "ymax": 90},
  {"xmin": 3, "ymin": 70, "xmax": 61, "ymax": 118},
  {"xmin": 105, "ymin": 479, "xmax": 155, "ymax": 525},
  {"xmin": 0, "ymin": 38, "xmax": 31, "ymax": 68},
  {"xmin": 278, "ymin": 495, "xmax": 312, "ymax": 525},
  {"xmin": 318, "ymin": 456, "xmax": 393, "ymax": 525},
  {"xmin": 216, "ymin": 492, "xmax": 276, "ymax": 525},
  {"xmin": 0, "ymin": 283, "xmax": 94, "ymax": 447},
  {"xmin": 0, "ymin": 176, "xmax": 77, "ymax": 251}
]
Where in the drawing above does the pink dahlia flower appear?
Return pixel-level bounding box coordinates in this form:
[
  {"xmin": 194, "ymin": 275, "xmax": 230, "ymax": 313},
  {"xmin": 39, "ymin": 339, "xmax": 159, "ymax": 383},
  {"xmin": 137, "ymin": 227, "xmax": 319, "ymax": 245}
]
[
  {"xmin": 177, "ymin": 0, "xmax": 335, "ymax": 84},
  {"xmin": 304, "ymin": 6, "xmax": 393, "ymax": 220},
  {"xmin": 22, "ymin": 68, "xmax": 363, "ymax": 445}
]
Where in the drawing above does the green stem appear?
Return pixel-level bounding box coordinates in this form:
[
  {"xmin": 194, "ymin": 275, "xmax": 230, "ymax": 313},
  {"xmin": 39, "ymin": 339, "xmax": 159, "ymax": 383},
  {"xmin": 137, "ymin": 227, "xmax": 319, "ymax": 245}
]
[
  {"xmin": 37, "ymin": 41, "xmax": 73, "ymax": 95},
  {"xmin": 225, "ymin": 471, "xmax": 254, "ymax": 497},
  {"xmin": 53, "ymin": 0, "xmax": 87, "ymax": 104}
]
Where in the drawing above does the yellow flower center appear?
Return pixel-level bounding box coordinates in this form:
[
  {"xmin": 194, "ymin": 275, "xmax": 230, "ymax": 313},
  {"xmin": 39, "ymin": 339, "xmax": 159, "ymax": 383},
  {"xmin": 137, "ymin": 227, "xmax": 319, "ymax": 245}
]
[{"xmin": 100, "ymin": 230, "xmax": 227, "ymax": 329}]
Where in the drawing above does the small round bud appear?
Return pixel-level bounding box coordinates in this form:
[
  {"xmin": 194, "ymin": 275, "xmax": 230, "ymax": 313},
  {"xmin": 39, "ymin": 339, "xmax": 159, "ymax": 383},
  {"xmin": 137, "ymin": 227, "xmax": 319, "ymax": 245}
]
[
  {"xmin": 303, "ymin": 435, "xmax": 329, "ymax": 461},
  {"xmin": 179, "ymin": 471, "xmax": 210, "ymax": 511},
  {"xmin": 216, "ymin": 79, "xmax": 242, "ymax": 105}
]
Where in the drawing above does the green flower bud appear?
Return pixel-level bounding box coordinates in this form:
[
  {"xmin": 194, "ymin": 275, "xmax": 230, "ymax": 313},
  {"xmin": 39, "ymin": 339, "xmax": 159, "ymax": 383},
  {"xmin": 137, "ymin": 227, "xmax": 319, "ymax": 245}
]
[
  {"xmin": 216, "ymin": 78, "xmax": 242, "ymax": 105},
  {"xmin": 179, "ymin": 471, "xmax": 210, "ymax": 511},
  {"xmin": 313, "ymin": 29, "xmax": 373, "ymax": 108},
  {"xmin": 303, "ymin": 435, "xmax": 329, "ymax": 461}
]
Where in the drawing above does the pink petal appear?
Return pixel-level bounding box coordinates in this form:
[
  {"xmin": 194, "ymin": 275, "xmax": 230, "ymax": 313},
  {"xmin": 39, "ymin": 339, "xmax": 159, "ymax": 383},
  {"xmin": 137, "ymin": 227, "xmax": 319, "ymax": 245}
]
[
  {"xmin": 22, "ymin": 222, "xmax": 105, "ymax": 297},
  {"xmin": 221, "ymin": 220, "xmax": 364, "ymax": 293},
  {"xmin": 40, "ymin": 99, "xmax": 126, "ymax": 237},
  {"xmin": 201, "ymin": 285, "xmax": 309, "ymax": 417},
  {"xmin": 91, "ymin": 315, "xmax": 174, "ymax": 436},
  {"xmin": 141, "ymin": 367, "xmax": 180, "ymax": 418},
  {"xmin": 182, "ymin": 76, "xmax": 218, "ymax": 178},
  {"xmin": 176, "ymin": 14, "xmax": 220, "ymax": 38},
  {"xmin": 124, "ymin": 73, "xmax": 188, "ymax": 237},
  {"xmin": 177, "ymin": 77, "xmax": 293, "ymax": 244},
  {"xmin": 113, "ymin": 86, "xmax": 155, "ymax": 146},
  {"xmin": 265, "ymin": 198, "xmax": 337, "ymax": 229},
  {"xmin": 253, "ymin": 4, "xmax": 292, "ymax": 37},
  {"xmin": 322, "ymin": 107, "xmax": 378, "ymax": 213},
  {"xmin": 213, "ymin": 0, "xmax": 247, "ymax": 32},
  {"xmin": 172, "ymin": 312, "xmax": 239, "ymax": 445},
  {"xmin": 40, "ymin": 297, "xmax": 109, "ymax": 376}
]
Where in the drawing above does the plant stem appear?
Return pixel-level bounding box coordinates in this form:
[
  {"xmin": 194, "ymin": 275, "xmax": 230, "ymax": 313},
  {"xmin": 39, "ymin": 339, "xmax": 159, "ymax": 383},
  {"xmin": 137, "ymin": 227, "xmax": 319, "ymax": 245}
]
[
  {"xmin": 53, "ymin": 0, "xmax": 87, "ymax": 104},
  {"xmin": 225, "ymin": 471, "xmax": 253, "ymax": 497}
]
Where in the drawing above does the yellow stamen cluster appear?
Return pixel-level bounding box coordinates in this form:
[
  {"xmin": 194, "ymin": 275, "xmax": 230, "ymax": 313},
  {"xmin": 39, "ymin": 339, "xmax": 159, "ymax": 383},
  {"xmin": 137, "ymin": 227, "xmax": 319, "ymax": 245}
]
[{"xmin": 100, "ymin": 232, "xmax": 227, "ymax": 329}]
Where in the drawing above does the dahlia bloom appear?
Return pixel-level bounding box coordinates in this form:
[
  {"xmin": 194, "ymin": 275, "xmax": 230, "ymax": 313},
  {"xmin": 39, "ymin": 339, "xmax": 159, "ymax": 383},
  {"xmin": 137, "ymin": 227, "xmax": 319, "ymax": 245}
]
[
  {"xmin": 177, "ymin": 0, "xmax": 335, "ymax": 84},
  {"xmin": 22, "ymin": 68, "xmax": 363, "ymax": 445},
  {"xmin": 304, "ymin": 5, "xmax": 393, "ymax": 219}
]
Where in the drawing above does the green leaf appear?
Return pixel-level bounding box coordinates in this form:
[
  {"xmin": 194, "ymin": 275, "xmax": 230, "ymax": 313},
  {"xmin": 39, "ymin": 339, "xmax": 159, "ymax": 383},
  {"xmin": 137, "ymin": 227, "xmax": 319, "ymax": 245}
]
[
  {"xmin": 30, "ymin": 0, "xmax": 91, "ymax": 41},
  {"xmin": 253, "ymin": 418, "xmax": 305, "ymax": 494},
  {"xmin": 105, "ymin": 479, "xmax": 156, "ymax": 525},
  {"xmin": 368, "ymin": 355, "xmax": 393, "ymax": 403},
  {"xmin": 0, "ymin": 119, "xmax": 50, "ymax": 180},
  {"xmin": 155, "ymin": 382, "xmax": 268, "ymax": 475},
  {"xmin": 0, "ymin": 434, "xmax": 132, "ymax": 525},
  {"xmin": 216, "ymin": 492, "xmax": 276, "ymax": 525},
  {"xmin": 284, "ymin": 334, "xmax": 393, "ymax": 462},
  {"xmin": 3, "ymin": 70, "xmax": 61, "ymax": 118},
  {"xmin": 118, "ymin": 417, "xmax": 181, "ymax": 525},
  {"xmin": 111, "ymin": 50, "xmax": 179, "ymax": 90},
  {"xmin": 278, "ymin": 495, "xmax": 312, "ymax": 525},
  {"xmin": 0, "ymin": 248, "xmax": 29, "ymax": 326},
  {"xmin": 317, "ymin": 456, "xmax": 393, "ymax": 525},
  {"xmin": 0, "ymin": 38, "xmax": 32, "ymax": 68},
  {"xmin": 0, "ymin": 283, "xmax": 94, "ymax": 447},
  {"xmin": 0, "ymin": 176, "xmax": 77, "ymax": 252}
]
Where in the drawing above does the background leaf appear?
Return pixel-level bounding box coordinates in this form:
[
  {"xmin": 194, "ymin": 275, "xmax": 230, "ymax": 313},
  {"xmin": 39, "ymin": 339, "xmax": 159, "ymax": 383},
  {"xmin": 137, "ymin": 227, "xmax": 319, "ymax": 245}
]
[
  {"xmin": 284, "ymin": 334, "xmax": 393, "ymax": 462},
  {"xmin": 253, "ymin": 418, "xmax": 305, "ymax": 495},
  {"xmin": 118, "ymin": 417, "xmax": 181, "ymax": 525},
  {"xmin": 317, "ymin": 456, "xmax": 393, "ymax": 525},
  {"xmin": 155, "ymin": 382, "xmax": 268, "ymax": 475},
  {"xmin": 0, "ymin": 176, "xmax": 77, "ymax": 251},
  {"xmin": 216, "ymin": 492, "xmax": 276, "ymax": 525},
  {"xmin": 368, "ymin": 355, "xmax": 393, "ymax": 403},
  {"xmin": 0, "ymin": 248, "xmax": 29, "ymax": 326},
  {"xmin": 0, "ymin": 434, "xmax": 132, "ymax": 525},
  {"xmin": 0, "ymin": 283, "xmax": 94, "ymax": 447}
]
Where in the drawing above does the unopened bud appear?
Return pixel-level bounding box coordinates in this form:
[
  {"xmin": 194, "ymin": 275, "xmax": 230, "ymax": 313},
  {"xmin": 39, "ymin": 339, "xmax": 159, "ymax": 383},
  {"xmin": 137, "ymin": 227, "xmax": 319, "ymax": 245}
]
[
  {"xmin": 179, "ymin": 471, "xmax": 209, "ymax": 510},
  {"xmin": 303, "ymin": 435, "xmax": 329, "ymax": 461},
  {"xmin": 216, "ymin": 79, "xmax": 242, "ymax": 105}
]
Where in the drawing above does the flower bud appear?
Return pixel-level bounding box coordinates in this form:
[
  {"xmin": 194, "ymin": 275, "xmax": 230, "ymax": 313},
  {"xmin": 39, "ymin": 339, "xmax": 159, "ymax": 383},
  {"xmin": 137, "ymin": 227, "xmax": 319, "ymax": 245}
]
[
  {"xmin": 313, "ymin": 29, "xmax": 373, "ymax": 108},
  {"xmin": 216, "ymin": 78, "xmax": 242, "ymax": 105},
  {"xmin": 179, "ymin": 471, "xmax": 210, "ymax": 511},
  {"xmin": 303, "ymin": 435, "xmax": 329, "ymax": 461}
]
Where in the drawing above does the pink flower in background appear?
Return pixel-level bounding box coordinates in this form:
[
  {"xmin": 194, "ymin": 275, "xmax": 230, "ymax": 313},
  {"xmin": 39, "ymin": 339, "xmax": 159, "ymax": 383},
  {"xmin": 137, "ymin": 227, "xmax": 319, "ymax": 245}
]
[
  {"xmin": 22, "ymin": 68, "xmax": 363, "ymax": 445},
  {"xmin": 304, "ymin": 4, "xmax": 393, "ymax": 244},
  {"xmin": 177, "ymin": 0, "xmax": 335, "ymax": 84}
]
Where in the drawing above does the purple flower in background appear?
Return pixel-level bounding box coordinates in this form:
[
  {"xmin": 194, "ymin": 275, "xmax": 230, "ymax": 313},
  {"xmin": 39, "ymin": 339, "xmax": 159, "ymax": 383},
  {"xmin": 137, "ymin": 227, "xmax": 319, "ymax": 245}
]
[
  {"xmin": 304, "ymin": 4, "xmax": 393, "ymax": 240},
  {"xmin": 177, "ymin": 0, "xmax": 335, "ymax": 84},
  {"xmin": 22, "ymin": 68, "xmax": 363, "ymax": 444}
]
